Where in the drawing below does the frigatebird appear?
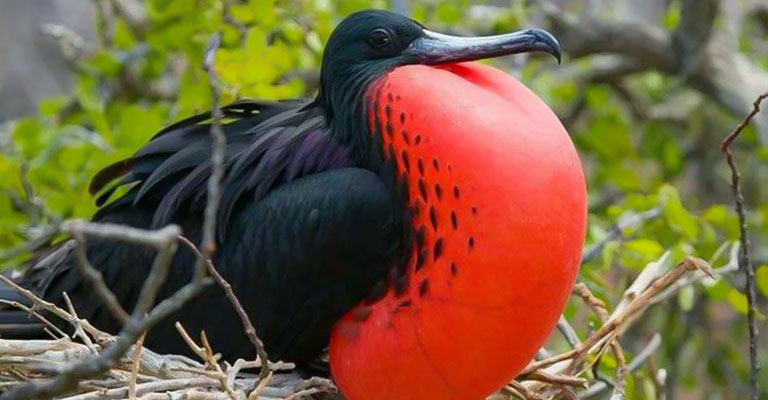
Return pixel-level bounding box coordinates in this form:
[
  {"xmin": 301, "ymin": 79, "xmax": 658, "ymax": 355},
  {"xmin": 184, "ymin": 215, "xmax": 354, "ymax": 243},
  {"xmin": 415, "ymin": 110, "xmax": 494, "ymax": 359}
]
[{"xmin": 0, "ymin": 10, "xmax": 586, "ymax": 399}]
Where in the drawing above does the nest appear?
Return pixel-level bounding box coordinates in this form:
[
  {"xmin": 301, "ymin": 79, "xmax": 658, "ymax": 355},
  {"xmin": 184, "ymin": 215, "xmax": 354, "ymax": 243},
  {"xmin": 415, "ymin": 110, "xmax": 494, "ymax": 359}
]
[{"xmin": 0, "ymin": 219, "xmax": 715, "ymax": 400}]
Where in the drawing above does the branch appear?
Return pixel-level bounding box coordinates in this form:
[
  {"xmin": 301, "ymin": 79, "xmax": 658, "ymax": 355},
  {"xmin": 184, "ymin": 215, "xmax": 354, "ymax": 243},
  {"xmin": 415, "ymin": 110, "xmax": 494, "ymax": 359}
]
[
  {"xmin": 0, "ymin": 274, "xmax": 109, "ymax": 344},
  {"xmin": 539, "ymin": 1, "xmax": 768, "ymax": 141},
  {"xmin": 573, "ymin": 283, "xmax": 628, "ymax": 400},
  {"xmin": 673, "ymin": 0, "xmax": 720, "ymax": 74},
  {"xmin": 579, "ymin": 333, "xmax": 662, "ymax": 398},
  {"xmin": 557, "ymin": 316, "xmax": 581, "ymax": 348},
  {"xmin": 68, "ymin": 232, "xmax": 130, "ymax": 324},
  {"xmin": 201, "ymin": 32, "xmax": 271, "ymax": 380},
  {"xmin": 178, "ymin": 237, "xmax": 271, "ymax": 380},
  {"xmin": 719, "ymin": 91, "xmax": 767, "ymax": 400},
  {"xmin": 0, "ymin": 222, "xmax": 209, "ymax": 400},
  {"xmin": 516, "ymin": 255, "xmax": 712, "ymax": 398}
]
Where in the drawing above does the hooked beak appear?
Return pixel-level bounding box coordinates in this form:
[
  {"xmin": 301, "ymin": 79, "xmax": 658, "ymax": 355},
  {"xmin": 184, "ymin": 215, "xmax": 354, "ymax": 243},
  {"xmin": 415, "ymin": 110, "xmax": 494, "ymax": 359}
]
[{"xmin": 403, "ymin": 28, "xmax": 561, "ymax": 65}]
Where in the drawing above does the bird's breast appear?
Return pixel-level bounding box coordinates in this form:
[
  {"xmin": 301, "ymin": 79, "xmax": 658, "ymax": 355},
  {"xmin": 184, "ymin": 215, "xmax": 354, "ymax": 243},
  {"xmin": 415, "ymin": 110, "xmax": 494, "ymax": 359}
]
[{"xmin": 330, "ymin": 62, "xmax": 587, "ymax": 400}]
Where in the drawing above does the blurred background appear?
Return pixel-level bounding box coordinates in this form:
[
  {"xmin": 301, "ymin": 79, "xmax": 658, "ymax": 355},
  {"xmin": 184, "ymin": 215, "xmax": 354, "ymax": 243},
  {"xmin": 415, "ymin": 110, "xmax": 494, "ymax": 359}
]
[{"xmin": 0, "ymin": 0, "xmax": 767, "ymax": 398}]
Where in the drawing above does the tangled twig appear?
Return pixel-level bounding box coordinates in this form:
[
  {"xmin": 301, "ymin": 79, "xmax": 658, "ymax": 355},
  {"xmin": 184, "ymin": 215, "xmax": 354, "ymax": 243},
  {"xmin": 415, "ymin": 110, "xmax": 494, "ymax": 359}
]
[{"xmin": 513, "ymin": 255, "xmax": 713, "ymax": 399}]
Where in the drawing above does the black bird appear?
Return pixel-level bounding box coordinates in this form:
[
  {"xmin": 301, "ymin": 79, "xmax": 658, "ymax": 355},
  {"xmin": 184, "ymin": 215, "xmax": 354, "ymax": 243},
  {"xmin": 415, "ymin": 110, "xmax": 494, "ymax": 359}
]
[{"xmin": 0, "ymin": 9, "xmax": 566, "ymax": 384}]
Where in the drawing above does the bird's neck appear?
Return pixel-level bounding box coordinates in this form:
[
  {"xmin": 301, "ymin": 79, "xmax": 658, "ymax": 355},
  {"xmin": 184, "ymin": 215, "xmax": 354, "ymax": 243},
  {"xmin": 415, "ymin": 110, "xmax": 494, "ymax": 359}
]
[{"xmin": 317, "ymin": 71, "xmax": 392, "ymax": 174}]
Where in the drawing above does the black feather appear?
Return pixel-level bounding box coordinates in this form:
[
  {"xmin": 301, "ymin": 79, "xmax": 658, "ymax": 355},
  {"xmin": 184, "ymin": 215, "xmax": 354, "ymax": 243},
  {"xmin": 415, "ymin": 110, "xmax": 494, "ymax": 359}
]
[{"xmin": 92, "ymin": 99, "xmax": 354, "ymax": 237}]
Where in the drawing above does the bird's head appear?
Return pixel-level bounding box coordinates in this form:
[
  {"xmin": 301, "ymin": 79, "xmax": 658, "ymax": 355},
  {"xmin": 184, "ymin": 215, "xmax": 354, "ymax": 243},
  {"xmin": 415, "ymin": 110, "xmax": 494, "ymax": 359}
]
[{"xmin": 317, "ymin": 9, "xmax": 561, "ymax": 118}]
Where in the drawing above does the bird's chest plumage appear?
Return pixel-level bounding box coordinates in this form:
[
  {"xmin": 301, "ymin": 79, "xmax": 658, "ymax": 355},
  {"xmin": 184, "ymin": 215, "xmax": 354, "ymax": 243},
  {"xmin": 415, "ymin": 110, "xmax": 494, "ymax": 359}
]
[{"xmin": 330, "ymin": 62, "xmax": 587, "ymax": 400}]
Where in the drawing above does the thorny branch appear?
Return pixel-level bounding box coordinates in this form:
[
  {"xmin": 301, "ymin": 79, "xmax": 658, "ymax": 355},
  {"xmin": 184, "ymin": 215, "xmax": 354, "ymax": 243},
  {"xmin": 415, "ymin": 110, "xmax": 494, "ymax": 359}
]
[{"xmin": 719, "ymin": 91, "xmax": 767, "ymax": 400}]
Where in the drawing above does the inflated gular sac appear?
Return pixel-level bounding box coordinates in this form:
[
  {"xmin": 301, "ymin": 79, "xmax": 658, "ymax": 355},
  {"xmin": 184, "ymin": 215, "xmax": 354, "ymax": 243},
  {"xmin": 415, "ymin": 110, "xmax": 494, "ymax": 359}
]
[{"xmin": 330, "ymin": 62, "xmax": 587, "ymax": 400}]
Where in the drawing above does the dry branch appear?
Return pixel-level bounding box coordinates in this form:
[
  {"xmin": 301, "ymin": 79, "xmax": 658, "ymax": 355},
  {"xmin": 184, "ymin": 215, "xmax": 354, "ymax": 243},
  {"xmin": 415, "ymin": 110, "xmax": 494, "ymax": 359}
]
[
  {"xmin": 201, "ymin": 31, "xmax": 271, "ymax": 380},
  {"xmin": 719, "ymin": 91, "xmax": 767, "ymax": 400},
  {"xmin": 0, "ymin": 222, "xmax": 210, "ymax": 400},
  {"xmin": 511, "ymin": 255, "xmax": 712, "ymax": 399}
]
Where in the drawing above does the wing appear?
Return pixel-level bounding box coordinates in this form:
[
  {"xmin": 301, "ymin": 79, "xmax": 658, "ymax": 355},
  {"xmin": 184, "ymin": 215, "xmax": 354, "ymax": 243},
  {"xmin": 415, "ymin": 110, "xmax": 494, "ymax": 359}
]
[
  {"xmin": 90, "ymin": 99, "xmax": 354, "ymax": 237},
  {"xmin": 1, "ymin": 168, "xmax": 402, "ymax": 362}
]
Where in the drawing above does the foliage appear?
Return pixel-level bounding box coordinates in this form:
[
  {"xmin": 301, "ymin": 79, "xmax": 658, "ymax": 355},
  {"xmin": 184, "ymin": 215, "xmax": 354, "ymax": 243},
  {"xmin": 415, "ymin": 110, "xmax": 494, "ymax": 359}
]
[{"xmin": 1, "ymin": 1, "xmax": 767, "ymax": 399}]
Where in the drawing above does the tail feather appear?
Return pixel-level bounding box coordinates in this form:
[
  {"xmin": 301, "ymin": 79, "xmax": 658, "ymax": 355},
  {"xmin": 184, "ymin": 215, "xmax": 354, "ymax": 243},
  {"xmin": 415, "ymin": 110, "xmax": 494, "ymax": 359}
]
[
  {"xmin": 0, "ymin": 281, "xmax": 48, "ymax": 339},
  {"xmin": 1, "ymin": 240, "xmax": 79, "ymax": 340}
]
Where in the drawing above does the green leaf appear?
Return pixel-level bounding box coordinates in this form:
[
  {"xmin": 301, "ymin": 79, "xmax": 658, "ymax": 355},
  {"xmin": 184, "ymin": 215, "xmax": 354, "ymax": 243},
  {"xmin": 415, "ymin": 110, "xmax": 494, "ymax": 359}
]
[
  {"xmin": 727, "ymin": 288, "xmax": 748, "ymax": 314},
  {"xmin": 757, "ymin": 265, "xmax": 768, "ymax": 297},
  {"xmin": 659, "ymin": 184, "xmax": 699, "ymax": 239},
  {"xmin": 678, "ymin": 285, "xmax": 695, "ymax": 311},
  {"xmin": 621, "ymin": 239, "xmax": 665, "ymax": 269},
  {"xmin": 703, "ymin": 204, "xmax": 739, "ymax": 239},
  {"xmin": 10, "ymin": 118, "xmax": 42, "ymax": 159}
]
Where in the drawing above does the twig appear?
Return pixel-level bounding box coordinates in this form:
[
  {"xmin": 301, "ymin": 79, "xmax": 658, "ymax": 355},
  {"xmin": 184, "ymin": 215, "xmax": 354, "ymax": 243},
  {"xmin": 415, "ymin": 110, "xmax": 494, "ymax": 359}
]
[
  {"xmin": 0, "ymin": 300, "xmax": 66, "ymax": 339},
  {"xmin": 201, "ymin": 32, "xmax": 270, "ymax": 380},
  {"xmin": 61, "ymin": 220, "xmax": 180, "ymax": 251},
  {"xmin": 200, "ymin": 332, "xmax": 237, "ymax": 400},
  {"xmin": 61, "ymin": 292, "xmax": 97, "ymax": 353},
  {"xmin": 221, "ymin": 0, "xmax": 247, "ymax": 41},
  {"xmin": 579, "ymin": 333, "xmax": 662, "ymax": 398},
  {"xmin": 128, "ymin": 333, "xmax": 145, "ymax": 400},
  {"xmin": 572, "ymin": 284, "xmax": 628, "ymax": 400},
  {"xmin": 69, "ymin": 232, "xmax": 130, "ymax": 324},
  {"xmin": 0, "ymin": 275, "xmax": 109, "ymax": 343},
  {"xmin": 0, "ymin": 223, "xmax": 210, "ymax": 400},
  {"xmin": 517, "ymin": 369, "xmax": 587, "ymax": 387},
  {"xmin": 520, "ymin": 255, "xmax": 711, "ymax": 389},
  {"xmin": 248, "ymin": 371, "xmax": 273, "ymax": 400},
  {"xmin": 61, "ymin": 377, "xmax": 222, "ymax": 400},
  {"xmin": 178, "ymin": 237, "xmax": 271, "ymax": 379},
  {"xmin": 719, "ymin": 91, "xmax": 767, "ymax": 400},
  {"xmin": 558, "ymin": 316, "xmax": 581, "ymax": 348},
  {"xmin": 651, "ymin": 242, "xmax": 738, "ymax": 305},
  {"xmin": 201, "ymin": 33, "xmax": 225, "ymax": 262},
  {"xmin": 174, "ymin": 324, "xmax": 236, "ymax": 400},
  {"xmin": 507, "ymin": 381, "xmax": 547, "ymax": 400},
  {"xmin": 569, "ymin": 257, "xmax": 711, "ymax": 373}
]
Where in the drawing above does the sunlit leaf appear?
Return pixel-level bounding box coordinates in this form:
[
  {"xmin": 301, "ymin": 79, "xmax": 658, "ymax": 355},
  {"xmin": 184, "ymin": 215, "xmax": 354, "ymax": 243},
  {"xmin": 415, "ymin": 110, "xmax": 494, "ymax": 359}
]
[{"xmin": 659, "ymin": 184, "xmax": 699, "ymax": 240}]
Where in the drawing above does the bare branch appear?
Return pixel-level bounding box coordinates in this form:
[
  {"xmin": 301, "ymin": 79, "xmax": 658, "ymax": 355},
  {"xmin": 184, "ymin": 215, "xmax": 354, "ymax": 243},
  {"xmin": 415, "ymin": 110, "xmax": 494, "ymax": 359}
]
[
  {"xmin": 0, "ymin": 274, "xmax": 109, "ymax": 343},
  {"xmin": 557, "ymin": 316, "xmax": 581, "ymax": 348},
  {"xmin": 178, "ymin": 237, "xmax": 271, "ymax": 379},
  {"xmin": 673, "ymin": 0, "xmax": 720, "ymax": 73},
  {"xmin": 200, "ymin": 32, "xmax": 271, "ymax": 379},
  {"xmin": 0, "ymin": 299, "xmax": 66, "ymax": 339},
  {"xmin": 128, "ymin": 333, "xmax": 145, "ymax": 400},
  {"xmin": 719, "ymin": 91, "xmax": 767, "ymax": 400},
  {"xmin": 0, "ymin": 222, "xmax": 209, "ymax": 400},
  {"xmin": 61, "ymin": 220, "xmax": 179, "ymax": 251},
  {"xmin": 69, "ymin": 233, "xmax": 130, "ymax": 324},
  {"xmin": 579, "ymin": 333, "xmax": 663, "ymax": 398}
]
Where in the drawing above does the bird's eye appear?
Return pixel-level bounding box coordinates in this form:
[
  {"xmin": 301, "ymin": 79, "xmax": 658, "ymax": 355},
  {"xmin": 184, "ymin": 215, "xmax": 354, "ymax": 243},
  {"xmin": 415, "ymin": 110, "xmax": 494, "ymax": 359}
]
[{"xmin": 368, "ymin": 28, "xmax": 392, "ymax": 49}]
